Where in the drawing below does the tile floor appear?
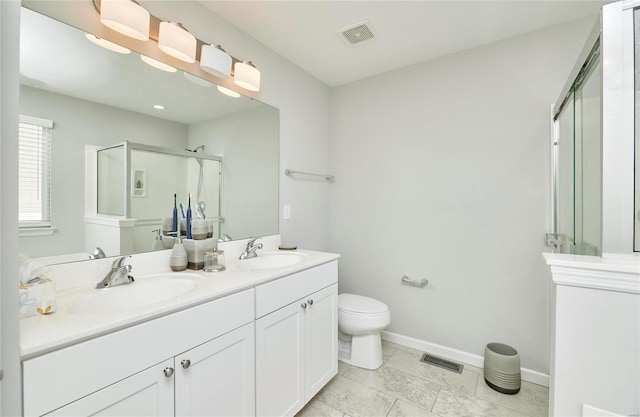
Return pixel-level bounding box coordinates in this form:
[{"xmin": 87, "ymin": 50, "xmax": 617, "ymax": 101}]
[{"xmin": 296, "ymin": 341, "xmax": 549, "ymax": 417}]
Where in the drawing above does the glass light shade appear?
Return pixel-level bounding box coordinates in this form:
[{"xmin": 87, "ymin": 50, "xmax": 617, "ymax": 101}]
[
  {"xmin": 183, "ymin": 72, "xmax": 213, "ymax": 87},
  {"xmin": 85, "ymin": 33, "xmax": 131, "ymax": 54},
  {"xmin": 158, "ymin": 22, "xmax": 196, "ymax": 63},
  {"xmin": 200, "ymin": 45, "xmax": 232, "ymax": 78},
  {"xmin": 217, "ymin": 85, "xmax": 241, "ymax": 98},
  {"xmin": 100, "ymin": 0, "xmax": 150, "ymax": 41},
  {"xmin": 140, "ymin": 55, "xmax": 177, "ymax": 73},
  {"xmin": 234, "ymin": 61, "xmax": 260, "ymax": 92}
]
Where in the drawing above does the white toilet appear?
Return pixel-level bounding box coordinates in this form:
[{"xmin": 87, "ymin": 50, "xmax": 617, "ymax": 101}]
[{"xmin": 338, "ymin": 293, "xmax": 391, "ymax": 370}]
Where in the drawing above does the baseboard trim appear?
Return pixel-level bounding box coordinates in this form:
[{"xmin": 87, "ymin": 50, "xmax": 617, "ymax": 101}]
[{"xmin": 381, "ymin": 330, "xmax": 550, "ymax": 387}]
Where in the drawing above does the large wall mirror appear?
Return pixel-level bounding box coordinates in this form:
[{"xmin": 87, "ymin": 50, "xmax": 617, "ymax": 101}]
[{"xmin": 19, "ymin": 6, "xmax": 279, "ymax": 264}]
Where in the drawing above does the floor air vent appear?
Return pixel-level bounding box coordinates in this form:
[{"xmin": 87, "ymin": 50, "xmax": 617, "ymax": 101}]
[{"xmin": 420, "ymin": 353, "xmax": 464, "ymax": 374}]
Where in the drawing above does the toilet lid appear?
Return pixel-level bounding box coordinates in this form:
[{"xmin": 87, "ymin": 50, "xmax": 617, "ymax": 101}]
[{"xmin": 338, "ymin": 293, "xmax": 388, "ymax": 314}]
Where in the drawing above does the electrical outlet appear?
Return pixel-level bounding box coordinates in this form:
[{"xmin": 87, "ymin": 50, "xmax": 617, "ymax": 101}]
[{"xmin": 283, "ymin": 204, "xmax": 291, "ymax": 219}]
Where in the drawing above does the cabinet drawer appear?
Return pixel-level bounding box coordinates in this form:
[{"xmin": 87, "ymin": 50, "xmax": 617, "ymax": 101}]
[
  {"xmin": 255, "ymin": 261, "xmax": 337, "ymax": 318},
  {"xmin": 24, "ymin": 289, "xmax": 254, "ymax": 417}
]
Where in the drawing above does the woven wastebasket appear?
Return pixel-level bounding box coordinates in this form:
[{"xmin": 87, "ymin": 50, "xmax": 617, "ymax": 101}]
[{"xmin": 484, "ymin": 343, "xmax": 521, "ymax": 394}]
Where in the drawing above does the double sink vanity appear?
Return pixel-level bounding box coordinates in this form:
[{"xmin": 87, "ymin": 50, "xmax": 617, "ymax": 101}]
[{"xmin": 21, "ymin": 237, "xmax": 340, "ymax": 417}]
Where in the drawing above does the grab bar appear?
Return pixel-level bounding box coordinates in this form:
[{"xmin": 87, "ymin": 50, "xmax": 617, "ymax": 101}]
[
  {"xmin": 285, "ymin": 169, "xmax": 334, "ymax": 182},
  {"xmin": 401, "ymin": 275, "xmax": 428, "ymax": 287}
]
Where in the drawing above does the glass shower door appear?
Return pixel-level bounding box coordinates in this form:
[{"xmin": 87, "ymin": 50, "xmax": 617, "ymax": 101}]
[
  {"xmin": 574, "ymin": 55, "xmax": 602, "ymax": 255},
  {"xmin": 550, "ymin": 42, "xmax": 601, "ymax": 255}
]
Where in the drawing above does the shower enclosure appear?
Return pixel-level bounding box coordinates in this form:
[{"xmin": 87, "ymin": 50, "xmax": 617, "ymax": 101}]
[
  {"xmin": 548, "ymin": 1, "xmax": 640, "ymax": 256},
  {"xmin": 548, "ymin": 25, "xmax": 602, "ymax": 255}
]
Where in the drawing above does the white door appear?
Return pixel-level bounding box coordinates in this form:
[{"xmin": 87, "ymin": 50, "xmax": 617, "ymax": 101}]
[
  {"xmin": 304, "ymin": 284, "xmax": 338, "ymax": 400},
  {"xmin": 175, "ymin": 322, "xmax": 255, "ymax": 417},
  {"xmin": 256, "ymin": 301, "xmax": 305, "ymax": 417},
  {"xmin": 50, "ymin": 360, "xmax": 174, "ymax": 416}
]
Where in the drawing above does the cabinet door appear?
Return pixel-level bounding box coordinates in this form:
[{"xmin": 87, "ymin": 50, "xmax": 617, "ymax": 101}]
[
  {"xmin": 175, "ymin": 322, "xmax": 255, "ymax": 417},
  {"xmin": 256, "ymin": 301, "xmax": 305, "ymax": 417},
  {"xmin": 50, "ymin": 360, "xmax": 174, "ymax": 417},
  {"xmin": 304, "ymin": 284, "xmax": 338, "ymax": 400}
]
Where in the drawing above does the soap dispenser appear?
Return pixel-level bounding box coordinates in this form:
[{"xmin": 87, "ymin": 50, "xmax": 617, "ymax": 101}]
[
  {"xmin": 151, "ymin": 229, "xmax": 164, "ymax": 251},
  {"xmin": 170, "ymin": 232, "xmax": 188, "ymax": 271}
]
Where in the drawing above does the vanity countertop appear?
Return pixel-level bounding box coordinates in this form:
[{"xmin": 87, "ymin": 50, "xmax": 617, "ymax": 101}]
[{"xmin": 20, "ymin": 249, "xmax": 340, "ymax": 359}]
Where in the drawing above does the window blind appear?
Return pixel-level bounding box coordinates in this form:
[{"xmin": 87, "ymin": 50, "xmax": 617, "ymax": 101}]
[{"xmin": 19, "ymin": 115, "xmax": 53, "ymax": 228}]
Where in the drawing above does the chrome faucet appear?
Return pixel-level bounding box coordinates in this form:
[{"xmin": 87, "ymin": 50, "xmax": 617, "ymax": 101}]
[
  {"xmin": 239, "ymin": 237, "xmax": 263, "ymax": 260},
  {"xmin": 96, "ymin": 256, "xmax": 135, "ymax": 289}
]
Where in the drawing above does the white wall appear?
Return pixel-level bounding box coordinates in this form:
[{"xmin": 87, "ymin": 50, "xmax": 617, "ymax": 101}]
[
  {"xmin": 19, "ymin": 86, "xmax": 188, "ymax": 257},
  {"xmin": 330, "ymin": 17, "xmax": 595, "ymax": 375}
]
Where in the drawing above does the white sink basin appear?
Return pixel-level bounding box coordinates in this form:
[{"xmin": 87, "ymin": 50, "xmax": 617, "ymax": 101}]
[
  {"xmin": 66, "ymin": 272, "xmax": 202, "ymax": 315},
  {"xmin": 240, "ymin": 251, "xmax": 307, "ymax": 270}
]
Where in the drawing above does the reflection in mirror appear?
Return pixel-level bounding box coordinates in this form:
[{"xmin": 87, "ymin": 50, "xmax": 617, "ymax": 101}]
[
  {"xmin": 92, "ymin": 141, "xmax": 223, "ymax": 256},
  {"xmin": 18, "ymin": 7, "xmax": 279, "ymax": 264}
]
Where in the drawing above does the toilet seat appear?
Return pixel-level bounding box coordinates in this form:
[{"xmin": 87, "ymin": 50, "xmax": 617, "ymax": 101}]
[{"xmin": 339, "ymin": 293, "xmax": 388, "ymax": 315}]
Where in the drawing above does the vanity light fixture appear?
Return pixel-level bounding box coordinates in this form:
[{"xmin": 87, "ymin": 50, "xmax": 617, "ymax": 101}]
[
  {"xmin": 92, "ymin": 3, "xmax": 262, "ymax": 92},
  {"xmin": 217, "ymin": 86, "xmax": 241, "ymax": 98},
  {"xmin": 200, "ymin": 44, "xmax": 232, "ymax": 78},
  {"xmin": 140, "ymin": 55, "xmax": 177, "ymax": 73},
  {"xmin": 233, "ymin": 61, "xmax": 261, "ymax": 92},
  {"xmin": 99, "ymin": 0, "xmax": 150, "ymax": 41},
  {"xmin": 158, "ymin": 22, "xmax": 196, "ymax": 63},
  {"xmin": 85, "ymin": 33, "xmax": 131, "ymax": 54}
]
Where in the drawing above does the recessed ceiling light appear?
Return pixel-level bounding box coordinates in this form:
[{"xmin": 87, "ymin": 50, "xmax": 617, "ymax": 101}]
[{"xmin": 153, "ymin": 104, "xmax": 165, "ymax": 110}]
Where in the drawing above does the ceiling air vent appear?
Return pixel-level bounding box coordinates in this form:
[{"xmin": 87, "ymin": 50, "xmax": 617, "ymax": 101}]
[{"xmin": 337, "ymin": 20, "xmax": 375, "ymax": 45}]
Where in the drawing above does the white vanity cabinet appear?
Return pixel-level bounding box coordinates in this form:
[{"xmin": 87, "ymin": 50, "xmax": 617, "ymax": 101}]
[
  {"xmin": 22, "ymin": 252, "xmax": 341, "ymax": 417},
  {"xmin": 23, "ymin": 289, "xmax": 255, "ymax": 417},
  {"xmin": 44, "ymin": 359, "xmax": 175, "ymax": 417},
  {"xmin": 255, "ymin": 261, "xmax": 338, "ymax": 417},
  {"xmin": 44, "ymin": 323, "xmax": 255, "ymax": 417},
  {"xmin": 174, "ymin": 323, "xmax": 255, "ymax": 417}
]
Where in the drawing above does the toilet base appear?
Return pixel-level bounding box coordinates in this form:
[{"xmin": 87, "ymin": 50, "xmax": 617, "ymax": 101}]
[{"xmin": 338, "ymin": 331, "xmax": 383, "ymax": 370}]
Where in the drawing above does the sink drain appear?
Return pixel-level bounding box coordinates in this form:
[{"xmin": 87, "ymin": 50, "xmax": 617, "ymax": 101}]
[{"xmin": 420, "ymin": 353, "xmax": 464, "ymax": 374}]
